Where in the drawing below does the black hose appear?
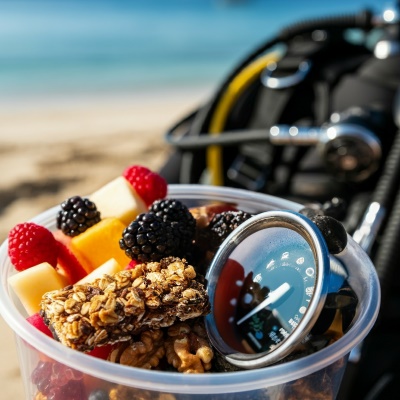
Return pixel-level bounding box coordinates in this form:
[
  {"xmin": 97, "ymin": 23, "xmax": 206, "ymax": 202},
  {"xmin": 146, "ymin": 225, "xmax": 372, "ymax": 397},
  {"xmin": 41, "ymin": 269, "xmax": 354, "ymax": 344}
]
[
  {"xmin": 373, "ymin": 182, "xmax": 400, "ymax": 311},
  {"xmin": 372, "ymin": 129, "xmax": 400, "ymax": 209}
]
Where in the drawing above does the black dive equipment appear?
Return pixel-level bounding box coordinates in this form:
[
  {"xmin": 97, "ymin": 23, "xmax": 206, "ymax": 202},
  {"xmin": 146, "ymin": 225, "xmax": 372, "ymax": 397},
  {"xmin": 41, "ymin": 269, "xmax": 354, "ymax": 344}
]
[{"xmin": 160, "ymin": 2, "xmax": 400, "ymax": 399}]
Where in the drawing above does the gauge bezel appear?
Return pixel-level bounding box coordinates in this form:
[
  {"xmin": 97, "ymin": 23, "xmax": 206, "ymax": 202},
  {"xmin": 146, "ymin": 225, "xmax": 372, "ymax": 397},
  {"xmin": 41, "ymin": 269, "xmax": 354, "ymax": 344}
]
[{"xmin": 205, "ymin": 210, "xmax": 331, "ymax": 369}]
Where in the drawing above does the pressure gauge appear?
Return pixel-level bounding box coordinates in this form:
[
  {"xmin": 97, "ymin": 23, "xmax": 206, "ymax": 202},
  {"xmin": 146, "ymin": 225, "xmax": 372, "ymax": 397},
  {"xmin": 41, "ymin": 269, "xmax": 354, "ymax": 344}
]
[{"xmin": 205, "ymin": 210, "xmax": 348, "ymax": 369}]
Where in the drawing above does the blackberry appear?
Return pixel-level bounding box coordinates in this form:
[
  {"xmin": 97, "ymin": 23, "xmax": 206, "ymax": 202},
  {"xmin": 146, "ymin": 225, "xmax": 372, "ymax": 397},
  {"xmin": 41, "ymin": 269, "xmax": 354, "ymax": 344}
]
[
  {"xmin": 209, "ymin": 210, "xmax": 253, "ymax": 246},
  {"xmin": 119, "ymin": 213, "xmax": 178, "ymax": 262},
  {"xmin": 150, "ymin": 198, "xmax": 196, "ymax": 253},
  {"xmin": 56, "ymin": 196, "xmax": 101, "ymax": 237}
]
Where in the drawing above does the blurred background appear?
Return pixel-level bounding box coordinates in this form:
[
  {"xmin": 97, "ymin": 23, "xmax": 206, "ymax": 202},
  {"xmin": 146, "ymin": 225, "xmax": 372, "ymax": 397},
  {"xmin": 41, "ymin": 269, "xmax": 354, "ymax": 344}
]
[
  {"xmin": 0, "ymin": 0, "xmax": 385, "ymax": 398},
  {"xmin": 0, "ymin": 0, "xmax": 383, "ymax": 100}
]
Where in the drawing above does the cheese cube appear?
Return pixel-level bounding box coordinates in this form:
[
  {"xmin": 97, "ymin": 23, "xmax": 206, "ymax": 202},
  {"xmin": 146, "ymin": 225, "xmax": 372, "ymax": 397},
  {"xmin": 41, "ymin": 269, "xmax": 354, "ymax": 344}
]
[
  {"xmin": 8, "ymin": 262, "xmax": 65, "ymax": 315},
  {"xmin": 76, "ymin": 258, "xmax": 123, "ymax": 285},
  {"xmin": 89, "ymin": 176, "xmax": 147, "ymax": 225}
]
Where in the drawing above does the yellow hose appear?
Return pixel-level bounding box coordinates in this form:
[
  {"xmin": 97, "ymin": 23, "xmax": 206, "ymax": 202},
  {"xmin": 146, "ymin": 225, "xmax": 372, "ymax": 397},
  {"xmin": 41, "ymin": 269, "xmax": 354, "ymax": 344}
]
[{"xmin": 207, "ymin": 52, "xmax": 279, "ymax": 186}]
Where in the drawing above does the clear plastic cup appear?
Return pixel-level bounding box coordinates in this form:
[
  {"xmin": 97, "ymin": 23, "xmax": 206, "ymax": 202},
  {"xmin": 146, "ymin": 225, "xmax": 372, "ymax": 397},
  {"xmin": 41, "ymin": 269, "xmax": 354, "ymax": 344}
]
[{"xmin": 0, "ymin": 185, "xmax": 380, "ymax": 399}]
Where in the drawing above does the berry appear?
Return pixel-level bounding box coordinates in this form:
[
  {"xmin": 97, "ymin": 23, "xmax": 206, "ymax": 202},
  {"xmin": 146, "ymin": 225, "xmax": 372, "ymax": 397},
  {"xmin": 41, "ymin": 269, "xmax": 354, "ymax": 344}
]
[
  {"xmin": 8, "ymin": 222, "xmax": 59, "ymax": 271},
  {"xmin": 26, "ymin": 313, "xmax": 53, "ymax": 338},
  {"xmin": 57, "ymin": 196, "xmax": 101, "ymax": 237},
  {"xmin": 150, "ymin": 199, "xmax": 196, "ymax": 253},
  {"xmin": 119, "ymin": 213, "xmax": 177, "ymax": 262},
  {"xmin": 55, "ymin": 241, "xmax": 87, "ymax": 284},
  {"xmin": 87, "ymin": 344, "xmax": 114, "ymax": 360},
  {"xmin": 209, "ymin": 210, "xmax": 253, "ymax": 247},
  {"xmin": 31, "ymin": 360, "xmax": 52, "ymax": 394},
  {"xmin": 31, "ymin": 360, "xmax": 85, "ymax": 400},
  {"xmin": 125, "ymin": 259, "xmax": 140, "ymax": 270},
  {"xmin": 310, "ymin": 215, "xmax": 348, "ymax": 254},
  {"xmin": 123, "ymin": 165, "xmax": 167, "ymax": 207}
]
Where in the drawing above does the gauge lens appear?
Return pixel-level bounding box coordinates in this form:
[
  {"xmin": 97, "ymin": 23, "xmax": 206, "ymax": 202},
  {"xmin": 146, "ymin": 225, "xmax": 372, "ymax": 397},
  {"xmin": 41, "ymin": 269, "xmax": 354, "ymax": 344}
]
[{"xmin": 213, "ymin": 226, "xmax": 317, "ymax": 355}]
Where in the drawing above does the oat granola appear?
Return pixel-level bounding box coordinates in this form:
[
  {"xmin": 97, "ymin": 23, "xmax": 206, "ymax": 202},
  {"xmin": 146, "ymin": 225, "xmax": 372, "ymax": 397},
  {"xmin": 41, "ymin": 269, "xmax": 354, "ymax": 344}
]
[{"xmin": 40, "ymin": 257, "xmax": 210, "ymax": 352}]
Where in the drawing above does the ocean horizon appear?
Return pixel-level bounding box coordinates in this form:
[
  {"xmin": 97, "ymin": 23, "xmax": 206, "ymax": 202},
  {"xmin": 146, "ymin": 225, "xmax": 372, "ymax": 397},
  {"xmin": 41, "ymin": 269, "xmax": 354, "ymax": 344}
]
[{"xmin": 0, "ymin": 0, "xmax": 381, "ymax": 100}]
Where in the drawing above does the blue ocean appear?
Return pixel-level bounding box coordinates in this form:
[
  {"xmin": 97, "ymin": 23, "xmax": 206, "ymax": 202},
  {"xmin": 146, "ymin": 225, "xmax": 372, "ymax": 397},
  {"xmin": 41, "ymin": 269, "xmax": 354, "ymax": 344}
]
[{"xmin": 0, "ymin": 0, "xmax": 380, "ymax": 98}]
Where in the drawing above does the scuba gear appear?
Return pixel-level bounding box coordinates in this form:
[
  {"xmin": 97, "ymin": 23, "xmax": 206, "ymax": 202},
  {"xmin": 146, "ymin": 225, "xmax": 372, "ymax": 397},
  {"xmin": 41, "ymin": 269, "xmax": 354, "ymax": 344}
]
[{"xmin": 160, "ymin": 2, "xmax": 400, "ymax": 399}]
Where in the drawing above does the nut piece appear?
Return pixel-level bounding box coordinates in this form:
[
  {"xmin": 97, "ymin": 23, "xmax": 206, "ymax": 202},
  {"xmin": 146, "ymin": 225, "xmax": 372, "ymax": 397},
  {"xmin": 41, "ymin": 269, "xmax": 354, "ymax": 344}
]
[
  {"xmin": 40, "ymin": 257, "xmax": 210, "ymax": 352},
  {"xmin": 165, "ymin": 321, "xmax": 214, "ymax": 373},
  {"xmin": 109, "ymin": 329, "xmax": 165, "ymax": 369},
  {"xmin": 109, "ymin": 386, "xmax": 176, "ymax": 400}
]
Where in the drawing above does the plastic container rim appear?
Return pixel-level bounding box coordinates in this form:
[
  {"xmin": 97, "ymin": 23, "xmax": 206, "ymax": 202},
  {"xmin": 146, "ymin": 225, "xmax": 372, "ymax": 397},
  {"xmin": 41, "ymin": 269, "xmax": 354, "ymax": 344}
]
[{"xmin": 0, "ymin": 184, "xmax": 381, "ymax": 394}]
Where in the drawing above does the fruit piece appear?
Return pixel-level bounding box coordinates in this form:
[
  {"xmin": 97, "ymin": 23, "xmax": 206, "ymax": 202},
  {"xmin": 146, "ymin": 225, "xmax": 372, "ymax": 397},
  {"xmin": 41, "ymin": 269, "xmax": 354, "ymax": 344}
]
[
  {"xmin": 87, "ymin": 344, "xmax": 114, "ymax": 360},
  {"xmin": 26, "ymin": 313, "xmax": 53, "ymax": 338},
  {"xmin": 71, "ymin": 218, "xmax": 130, "ymax": 271},
  {"xmin": 31, "ymin": 360, "xmax": 85, "ymax": 400},
  {"xmin": 57, "ymin": 196, "xmax": 101, "ymax": 237},
  {"xmin": 123, "ymin": 165, "xmax": 167, "ymax": 207},
  {"xmin": 8, "ymin": 262, "xmax": 65, "ymax": 315},
  {"xmin": 8, "ymin": 222, "xmax": 59, "ymax": 271},
  {"xmin": 119, "ymin": 213, "xmax": 177, "ymax": 262},
  {"xmin": 209, "ymin": 210, "xmax": 253, "ymax": 247},
  {"xmin": 56, "ymin": 241, "xmax": 88, "ymax": 284},
  {"xmin": 150, "ymin": 198, "xmax": 196, "ymax": 253},
  {"xmin": 76, "ymin": 258, "xmax": 123, "ymax": 285},
  {"xmin": 89, "ymin": 176, "xmax": 147, "ymax": 225},
  {"xmin": 125, "ymin": 259, "xmax": 140, "ymax": 270}
]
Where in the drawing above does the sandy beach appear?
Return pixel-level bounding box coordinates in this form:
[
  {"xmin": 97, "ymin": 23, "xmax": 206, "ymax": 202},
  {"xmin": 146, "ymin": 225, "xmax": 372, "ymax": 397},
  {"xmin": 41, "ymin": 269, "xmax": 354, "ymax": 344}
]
[{"xmin": 0, "ymin": 86, "xmax": 212, "ymax": 399}]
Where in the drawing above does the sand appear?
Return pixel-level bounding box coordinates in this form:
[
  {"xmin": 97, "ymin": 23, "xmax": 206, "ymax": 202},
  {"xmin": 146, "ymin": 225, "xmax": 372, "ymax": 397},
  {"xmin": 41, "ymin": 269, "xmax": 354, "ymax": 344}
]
[{"xmin": 0, "ymin": 86, "xmax": 212, "ymax": 398}]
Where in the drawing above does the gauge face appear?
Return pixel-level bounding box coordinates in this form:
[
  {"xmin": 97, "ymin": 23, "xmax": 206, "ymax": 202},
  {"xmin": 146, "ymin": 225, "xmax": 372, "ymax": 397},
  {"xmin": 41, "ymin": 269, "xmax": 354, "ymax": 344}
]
[{"xmin": 212, "ymin": 225, "xmax": 319, "ymax": 356}]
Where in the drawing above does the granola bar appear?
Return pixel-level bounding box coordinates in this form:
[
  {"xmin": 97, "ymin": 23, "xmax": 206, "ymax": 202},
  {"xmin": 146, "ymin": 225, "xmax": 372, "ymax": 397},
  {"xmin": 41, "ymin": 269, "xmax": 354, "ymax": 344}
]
[{"xmin": 40, "ymin": 257, "xmax": 210, "ymax": 352}]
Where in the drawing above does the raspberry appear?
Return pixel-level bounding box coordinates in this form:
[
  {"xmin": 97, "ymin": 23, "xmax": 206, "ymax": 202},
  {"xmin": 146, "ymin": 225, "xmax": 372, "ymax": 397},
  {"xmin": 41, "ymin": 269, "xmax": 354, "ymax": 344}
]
[
  {"xmin": 123, "ymin": 165, "xmax": 167, "ymax": 207},
  {"xmin": 31, "ymin": 360, "xmax": 85, "ymax": 400},
  {"xmin": 8, "ymin": 222, "xmax": 59, "ymax": 271}
]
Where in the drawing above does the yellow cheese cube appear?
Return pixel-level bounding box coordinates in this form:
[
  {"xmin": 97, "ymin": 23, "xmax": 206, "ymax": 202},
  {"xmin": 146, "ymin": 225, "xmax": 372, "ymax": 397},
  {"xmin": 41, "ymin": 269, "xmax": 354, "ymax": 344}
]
[
  {"xmin": 71, "ymin": 217, "xmax": 131, "ymax": 271},
  {"xmin": 89, "ymin": 176, "xmax": 147, "ymax": 225},
  {"xmin": 8, "ymin": 262, "xmax": 65, "ymax": 315},
  {"xmin": 76, "ymin": 258, "xmax": 123, "ymax": 285}
]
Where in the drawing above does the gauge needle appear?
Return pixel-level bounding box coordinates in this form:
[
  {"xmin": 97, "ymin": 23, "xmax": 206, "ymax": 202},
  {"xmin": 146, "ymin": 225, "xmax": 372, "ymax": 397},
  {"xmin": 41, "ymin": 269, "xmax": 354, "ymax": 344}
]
[{"xmin": 237, "ymin": 282, "xmax": 291, "ymax": 325}]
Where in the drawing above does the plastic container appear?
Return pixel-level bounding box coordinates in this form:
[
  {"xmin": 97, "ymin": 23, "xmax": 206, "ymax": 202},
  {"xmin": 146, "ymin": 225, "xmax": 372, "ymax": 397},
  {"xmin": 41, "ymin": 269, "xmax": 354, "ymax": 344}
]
[{"xmin": 0, "ymin": 185, "xmax": 380, "ymax": 399}]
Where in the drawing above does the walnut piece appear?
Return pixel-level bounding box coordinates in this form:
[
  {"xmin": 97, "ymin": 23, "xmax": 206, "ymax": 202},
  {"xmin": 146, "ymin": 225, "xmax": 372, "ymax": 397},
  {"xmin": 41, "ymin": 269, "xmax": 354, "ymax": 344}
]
[
  {"xmin": 109, "ymin": 386, "xmax": 176, "ymax": 400},
  {"xmin": 40, "ymin": 257, "xmax": 210, "ymax": 352},
  {"xmin": 109, "ymin": 329, "xmax": 165, "ymax": 369},
  {"xmin": 165, "ymin": 321, "xmax": 214, "ymax": 373}
]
